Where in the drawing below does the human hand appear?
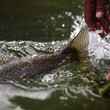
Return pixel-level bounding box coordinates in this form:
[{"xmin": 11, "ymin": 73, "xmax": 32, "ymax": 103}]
[{"xmin": 96, "ymin": 11, "xmax": 104, "ymax": 18}]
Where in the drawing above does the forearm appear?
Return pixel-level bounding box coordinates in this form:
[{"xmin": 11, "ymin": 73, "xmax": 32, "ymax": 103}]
[
  {"xmin": 96, "ymin": 0, "xmax": 105, "ymax": 12},
  {"xmin": 84, "ymin": 0, "xmax": 96, "ymax": 28}
]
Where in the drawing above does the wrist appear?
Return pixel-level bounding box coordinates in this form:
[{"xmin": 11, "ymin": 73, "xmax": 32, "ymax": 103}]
[{"xmin": 96, "ymin": 11, "xmax": 104, "ymax": 18}]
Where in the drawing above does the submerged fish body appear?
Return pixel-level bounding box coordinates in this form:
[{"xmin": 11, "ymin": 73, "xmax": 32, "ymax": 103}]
[
  {"xmin": 0, "ymin": 46, "xmax": 79, "ymax": 81},
  {"xmin": 0, "ymin": 26, "xmax": 89, "ymax": 81}
]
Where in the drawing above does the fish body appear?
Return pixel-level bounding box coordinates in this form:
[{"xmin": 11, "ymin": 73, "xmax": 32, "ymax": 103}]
[
  {"xmin": 0, "ymin": 46, "xmax": 79, "ymax": 81},
  {"xmin": 0, "ymin": 26, "xmax": 89, "ymax": 81}
]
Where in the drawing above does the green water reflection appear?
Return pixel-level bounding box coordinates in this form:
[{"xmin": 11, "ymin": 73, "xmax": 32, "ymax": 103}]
[{"xmin": 0, "ymin": 0, "xmax": 82, "ymax": 41}]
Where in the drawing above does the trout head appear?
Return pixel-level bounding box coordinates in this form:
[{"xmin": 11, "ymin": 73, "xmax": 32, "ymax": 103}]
[{"xmin": 68, "ymin": 26, "xmax": 89, "ymax": 62}]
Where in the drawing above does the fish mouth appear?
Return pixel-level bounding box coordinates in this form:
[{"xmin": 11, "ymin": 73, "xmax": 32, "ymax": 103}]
[
  {"xmin": 69, "ymin": 25, "xmax": 89, "ymax": 52},
  {"xmin": 67, "ymin": 26, "xmax": 89, "ymax": 62}
]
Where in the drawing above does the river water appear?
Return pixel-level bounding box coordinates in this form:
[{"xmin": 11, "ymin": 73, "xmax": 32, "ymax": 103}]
[{"xmin": 0, "ymin": 0, "xmax": 110, "ymax": 110}]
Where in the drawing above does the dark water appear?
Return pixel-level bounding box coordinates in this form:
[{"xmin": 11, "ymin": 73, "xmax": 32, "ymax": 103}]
[
  {"xmin": 0, "ymin": 0, "xmax": 110, "ymax": 110},
  {"xmin": 0, "ymin": 0, "xmax": 82, "ymax": 41}
]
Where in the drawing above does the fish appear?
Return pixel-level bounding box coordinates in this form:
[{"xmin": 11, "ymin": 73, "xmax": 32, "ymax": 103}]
[
  {"xmin": 68, "ymin": 25, "xmax": 89, "ymax": 62},
  {"xmin": 0, "ymin": 26, "xmax": 89, "ymax": 81}
]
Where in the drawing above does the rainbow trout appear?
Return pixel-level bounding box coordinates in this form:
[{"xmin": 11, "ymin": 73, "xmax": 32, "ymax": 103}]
[{"xmin": 0, "ymin": 26, "xmax": 89, "ymax": 81}]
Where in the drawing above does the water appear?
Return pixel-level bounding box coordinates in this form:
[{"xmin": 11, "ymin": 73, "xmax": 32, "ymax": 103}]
[
  {"xmin": 0, "ymin": 41, "xmax": 109, "ymax": 110},
  {"xmin": 0, "ymin": 0, "xmax": 110, "ymax": 110}
]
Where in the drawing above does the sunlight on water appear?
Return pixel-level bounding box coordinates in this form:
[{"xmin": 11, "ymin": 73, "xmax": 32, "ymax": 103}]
[
  {"xmin": 70, "ymin": 16, "xmax": 83, "ymax": 38},
  {"xmin": 0, "ymin": 84, "xmax": 55, "ymax": 100},
  {"xmin": 0, "ymin": 84, "xmax": 55, "ymax": 110}
]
